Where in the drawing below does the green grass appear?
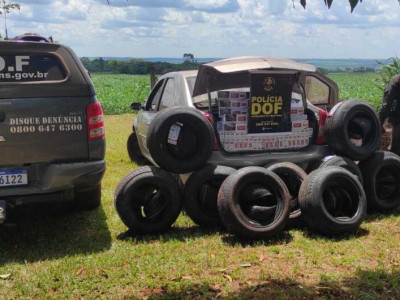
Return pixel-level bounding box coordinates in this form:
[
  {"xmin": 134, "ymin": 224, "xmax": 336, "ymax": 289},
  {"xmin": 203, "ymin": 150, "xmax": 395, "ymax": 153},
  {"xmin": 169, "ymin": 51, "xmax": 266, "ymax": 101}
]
[
  {"xmin": 94, "ymin": 72, "xmax": 384, "ymax": 115},
  {"xmin": 92, "ymin": 74, "xmax": 150, "ymax": 115},
  {"xmin": 328, "ymin": 73, "xmax": 383, "ymax": 111},
  {"xmin": 0, "ymin": 114, "xmax": 399, "ymax": 299}
]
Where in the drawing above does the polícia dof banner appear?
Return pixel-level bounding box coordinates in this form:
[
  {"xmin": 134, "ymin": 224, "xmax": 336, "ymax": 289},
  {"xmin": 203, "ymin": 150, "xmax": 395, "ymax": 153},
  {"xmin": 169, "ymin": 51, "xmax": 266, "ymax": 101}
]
[{"xmin": 248, "ymin": 71, "xmax": 295, "ymax": 134}]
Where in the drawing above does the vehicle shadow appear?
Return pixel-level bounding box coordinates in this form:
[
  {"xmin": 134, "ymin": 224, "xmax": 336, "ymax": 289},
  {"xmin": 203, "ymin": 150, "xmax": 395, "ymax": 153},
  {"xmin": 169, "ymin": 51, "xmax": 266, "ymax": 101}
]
[
  {"xmin": 364, "ymin": 209, "xmax": 400, "ymax": 223},
  {"xmin": 221, "ymin": 231, "xmax": 293, "ymax": 247},
  {"xmin": 117, "ymin": 225, "xmax": 293, "ymax": 247},
  {"xmin": 117, "ymin": 225, "xmax": 225, "ymax": 243},
  {"xmin": 302, "ymin": 226, "xmax": 370, "ymax": 241},
  {"xmin": 0, "ymin": 203, "xmax": 111, "ymax": 266},
  {"xmin": 141, "ymin": 269, "xmax": 400, "ymax": 299}
]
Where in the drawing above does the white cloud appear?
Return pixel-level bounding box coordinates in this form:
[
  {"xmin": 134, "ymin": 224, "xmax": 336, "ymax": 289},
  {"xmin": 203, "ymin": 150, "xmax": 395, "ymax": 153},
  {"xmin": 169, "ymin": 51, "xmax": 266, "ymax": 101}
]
[{"xmin": 3, "ymin": 0, "xmax": 400, "ymax": 58}]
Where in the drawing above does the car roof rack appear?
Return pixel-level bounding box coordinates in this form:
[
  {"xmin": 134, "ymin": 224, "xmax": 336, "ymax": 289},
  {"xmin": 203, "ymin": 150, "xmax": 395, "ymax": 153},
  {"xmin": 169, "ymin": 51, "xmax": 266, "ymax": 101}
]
[{"xmin": 12, "ymin": 33, "xmax": 53, "ymax": 43}]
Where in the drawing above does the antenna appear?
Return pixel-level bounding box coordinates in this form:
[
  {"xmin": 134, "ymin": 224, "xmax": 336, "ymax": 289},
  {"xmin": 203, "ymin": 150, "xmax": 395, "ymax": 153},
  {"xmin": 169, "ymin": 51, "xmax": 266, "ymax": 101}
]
[{"xmin": 3, "ymin": 0, "xmax": 8, "ymax": 39}]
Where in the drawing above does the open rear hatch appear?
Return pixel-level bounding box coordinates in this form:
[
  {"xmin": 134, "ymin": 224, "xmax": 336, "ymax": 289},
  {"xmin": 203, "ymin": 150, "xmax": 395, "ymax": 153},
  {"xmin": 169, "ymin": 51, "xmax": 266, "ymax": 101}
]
[{"xmin": 192, "ymin": 57, "xmax": 315, "ymax": 153}]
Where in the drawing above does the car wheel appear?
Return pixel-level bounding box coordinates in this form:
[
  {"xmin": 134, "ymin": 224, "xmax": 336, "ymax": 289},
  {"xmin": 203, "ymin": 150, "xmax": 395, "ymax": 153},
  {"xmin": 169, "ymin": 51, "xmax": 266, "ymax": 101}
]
[
  {"xmin": 298, "ymin": 166, "xmax": 367, "ymax": 235},
  {"xmin": 183, "ymin": 165, "xmax": 236, "ymax": 227},
  {"xmin": 127, "ymin": 131, "xmax": 147, "ymax": 165},
  {"xmin": 358, "ymin": 151, "xmax": 400, "ymax": 212},
  {"xmin": 266, "ymin": 162, "xmax": 307, "ymax": 221},
  {"xmin": 114, "ymin": 166, "xmax": 182, "ymax": 234},
  {"xmin": 146, "ymin": 107, "xmax": 215, "ymax": 174},
  {"xmin": 75, "ymin": 184, "xmax": 102, "ymax": 210},
  {"xmin": 318, "ymin": 155, "xmax": 363, "ymax": 184},
  {"xmin": 325, "ymin": 100, "xmax": 381, "ymax": 161},
  {"xmin": 217, "ymin": 167, "xmax": 291, "ymax": 239}
]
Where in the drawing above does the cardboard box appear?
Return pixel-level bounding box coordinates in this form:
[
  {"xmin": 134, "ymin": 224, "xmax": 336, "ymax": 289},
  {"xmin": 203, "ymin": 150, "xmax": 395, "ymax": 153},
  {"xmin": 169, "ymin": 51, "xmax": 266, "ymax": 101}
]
[
  {"xmin": 290, "ymin": 107, "xmax": 305, "ymax": 115},
  {"xmin": 291, "ymin": 113, "xmax": 308, "ymax": 121},
  {"xmin": 236, "ymin": 124, "xmax": 247, "ymax": 132},
  {"xmin": 292, "ymin": 120, "xmax": 309, "ymax": 131}
]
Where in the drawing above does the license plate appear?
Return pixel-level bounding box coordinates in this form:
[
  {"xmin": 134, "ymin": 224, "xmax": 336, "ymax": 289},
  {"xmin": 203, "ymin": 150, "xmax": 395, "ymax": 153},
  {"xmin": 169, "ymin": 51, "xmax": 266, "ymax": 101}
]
[{"xmin": 0, "ymin": 169, "xmax": 28, "ymax": 187}]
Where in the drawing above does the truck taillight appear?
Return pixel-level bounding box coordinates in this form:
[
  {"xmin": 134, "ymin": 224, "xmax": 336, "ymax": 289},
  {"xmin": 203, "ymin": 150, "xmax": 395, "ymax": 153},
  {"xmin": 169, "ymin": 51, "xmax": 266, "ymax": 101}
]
[
  {"xmin": 316, "ymin": 109, "xmax": 328, "ymax": 145},
  {"xmin": 87, "ymin": 102, "xmax": 105, "ymax": 140}
]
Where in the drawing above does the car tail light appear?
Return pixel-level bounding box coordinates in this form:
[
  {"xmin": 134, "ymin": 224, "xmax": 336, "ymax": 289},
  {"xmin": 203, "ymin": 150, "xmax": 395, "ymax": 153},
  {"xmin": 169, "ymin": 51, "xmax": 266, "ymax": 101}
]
[
  {"xmin": 316, "ymin": 109, "xmax": 328, "ymax": 145},
  {"xmin": 201, "ymin": 111, "xmax": 220, "ymax": 151},
  {"xmin": 87, "ymin": 102, "xmax": 105, "ymax": 140}
]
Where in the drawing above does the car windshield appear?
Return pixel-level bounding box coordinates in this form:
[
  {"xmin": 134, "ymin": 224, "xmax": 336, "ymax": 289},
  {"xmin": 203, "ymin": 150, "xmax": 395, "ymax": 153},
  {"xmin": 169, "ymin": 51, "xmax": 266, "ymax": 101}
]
[{"xmin": 185, "ymin": 75, "xmax": 249, "ymax": 109}]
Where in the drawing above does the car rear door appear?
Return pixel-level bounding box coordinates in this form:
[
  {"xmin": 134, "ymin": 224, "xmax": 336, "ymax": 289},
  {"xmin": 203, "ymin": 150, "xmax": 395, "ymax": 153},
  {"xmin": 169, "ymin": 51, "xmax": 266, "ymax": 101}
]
[
  {"xmin": 137, "ymin": 76, "xmax": 176, "ymax": 154},
  {"xmin": 0, "ymin": 43, "xmax": 91, "ymax": 166}
]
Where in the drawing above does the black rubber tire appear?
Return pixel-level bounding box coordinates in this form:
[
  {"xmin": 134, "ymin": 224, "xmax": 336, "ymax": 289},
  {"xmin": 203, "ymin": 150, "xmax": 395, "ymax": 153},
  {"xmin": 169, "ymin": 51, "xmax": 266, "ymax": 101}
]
[
  {"xmin": 183, "ymin": 165, "xmax": 236, "ymax": 227},
  {"xmin": 127, "ymin": 131, "xmax": 147, "ymax": 165},
  {"xmin": 325, "ymin": 100, "xmax": 381, "ymax": 161},
  {"xmin": 318, "ymin": 155, "xmax": 363, "ymax": 184},
  {"xmin": 114, "ymin": 166, "xmax": 182, "ymax": 234},
  {"xmin": 266, "ymin": 162, "xmax": 307, "ymax": 220},
  {"xmin": 217, "ymin": 166, "xmax": 291, "ymax": 239},
  {"xmin": 146, "ymin": 107, "xmax": 215, "ymax": 174},
  {"xmin": 75, "ymin": 184, "xmax": 102, "ymax": 210},
  {"xmin": 358, "ymin": 151, "xmax": 400, "ymax": 212},
  {"xmin": 298, "ymin": 166, "xmax": 367, "ymax": 235}
]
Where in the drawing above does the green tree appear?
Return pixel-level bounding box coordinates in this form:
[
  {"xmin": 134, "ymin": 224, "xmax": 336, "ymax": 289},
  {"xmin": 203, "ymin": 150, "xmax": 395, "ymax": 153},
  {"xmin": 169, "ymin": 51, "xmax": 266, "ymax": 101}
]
[{"xmin": 1, "ymin": 0, "xmax": 20, "ymax": 39}]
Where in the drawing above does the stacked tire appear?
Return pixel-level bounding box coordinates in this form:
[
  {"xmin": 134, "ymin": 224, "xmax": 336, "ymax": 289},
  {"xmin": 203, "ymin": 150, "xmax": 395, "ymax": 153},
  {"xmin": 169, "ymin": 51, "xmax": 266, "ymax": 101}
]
[
  {"xmin": 322, "ymin": 100, "xmax": 400, "ymax": 213},
  {"xmin": 115, "ymin": 101, "xmax": 400, "ymax": 237}
]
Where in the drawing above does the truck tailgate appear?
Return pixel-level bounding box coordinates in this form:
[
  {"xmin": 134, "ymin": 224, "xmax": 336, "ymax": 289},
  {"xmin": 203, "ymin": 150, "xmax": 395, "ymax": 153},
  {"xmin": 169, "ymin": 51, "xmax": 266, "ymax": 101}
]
[{"xmin": 0, "ymin": 97, "xmax": 89, "ymax": 165}]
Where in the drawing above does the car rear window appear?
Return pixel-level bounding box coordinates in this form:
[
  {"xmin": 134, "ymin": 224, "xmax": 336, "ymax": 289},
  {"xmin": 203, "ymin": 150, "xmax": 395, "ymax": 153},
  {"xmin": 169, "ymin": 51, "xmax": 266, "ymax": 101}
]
[{"xmin": 0, "ymin": 53, "xmax": 67, "ymax": 83}]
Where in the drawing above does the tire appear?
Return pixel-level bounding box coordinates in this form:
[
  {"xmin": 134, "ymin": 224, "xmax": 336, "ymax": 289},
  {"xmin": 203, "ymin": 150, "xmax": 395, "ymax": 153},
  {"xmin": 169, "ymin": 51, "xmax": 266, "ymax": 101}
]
[
  {"xmin": 146, "ymin": 107, "xmax": 215, "ymax": 174},
  {"xmin": 358, "ymin": 151, "xmax": 400, "ymax": 212},
  {"xmin": 127, "ymin": 131, "xmax": 147, "ymax": 165},
  {"xmin": 75, "ymin": 184, "xmax": 102, "ymax": 210},
  {"xmin": 325, "ymin": 100, "xmax": 381, "ymax": 161},
  {"xmin": 266, "ymin": 162, "xmax": 307, "ymax": 221},
  {"xmin": 298, "ymin": 166, "xmax": 367, "ymax": 235},
  {"xmin": 114, "ymin": 166, "xmax": 183, "ymax": 234},
  {"xmin": 183, "ymin": 165, "xmax": 236, "ymax": 227},
  {"xmin": 217, "ymin": 167, "xmax": 291, "ymax": 239},
  {"xmin": 318, "ymin": 155, "xmax": 363, "ymax": 184}
]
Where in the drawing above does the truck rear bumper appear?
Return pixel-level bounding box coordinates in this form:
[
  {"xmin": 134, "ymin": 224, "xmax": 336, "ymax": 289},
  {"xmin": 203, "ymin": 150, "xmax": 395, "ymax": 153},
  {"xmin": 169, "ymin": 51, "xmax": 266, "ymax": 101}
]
[{"xmin": 0, "ymin": 160, "xmax": 106, "ymax": 198}]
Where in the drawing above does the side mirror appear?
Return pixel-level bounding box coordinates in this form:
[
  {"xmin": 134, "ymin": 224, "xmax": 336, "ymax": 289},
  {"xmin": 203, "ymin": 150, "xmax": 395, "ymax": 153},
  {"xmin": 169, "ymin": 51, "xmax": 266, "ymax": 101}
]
[{"xmin": 130, "ymin": 102, "xmax": 143, "ymax": 111}]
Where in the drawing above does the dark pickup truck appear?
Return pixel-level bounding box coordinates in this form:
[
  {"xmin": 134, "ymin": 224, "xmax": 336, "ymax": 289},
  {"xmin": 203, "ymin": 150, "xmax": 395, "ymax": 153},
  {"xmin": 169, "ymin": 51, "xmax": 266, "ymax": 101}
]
[{"xmin": 0, "ymin": 36, "xmax": 106, "ymax": 222}]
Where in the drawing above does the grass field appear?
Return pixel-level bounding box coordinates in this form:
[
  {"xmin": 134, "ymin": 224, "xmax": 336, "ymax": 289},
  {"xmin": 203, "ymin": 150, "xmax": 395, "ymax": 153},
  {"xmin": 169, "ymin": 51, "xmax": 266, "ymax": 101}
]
[
  {"xmin": 93, "ymin": 72, "xmax": 384, "ymax": 115},
  {"xmin": 329, "ymin": 73, "xmax": 383, "ymax": 111},
  {"xmin": 92, "ymin": 74, "xmax": 150, "ymax": 115},
  {"xmin": 0, "ymin": 72, "xmax": 399, "ymax": 299},
  {"xmin": 0, "ymin": 114, "xmax": 399, "ymax": 299}
]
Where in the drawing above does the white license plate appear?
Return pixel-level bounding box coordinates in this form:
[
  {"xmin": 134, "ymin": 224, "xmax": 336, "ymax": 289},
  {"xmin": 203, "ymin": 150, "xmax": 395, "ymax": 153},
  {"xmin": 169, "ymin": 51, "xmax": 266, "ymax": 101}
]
[{"xmin": 0, "ymin": 169, "xmax": 28, "ymax": 187}]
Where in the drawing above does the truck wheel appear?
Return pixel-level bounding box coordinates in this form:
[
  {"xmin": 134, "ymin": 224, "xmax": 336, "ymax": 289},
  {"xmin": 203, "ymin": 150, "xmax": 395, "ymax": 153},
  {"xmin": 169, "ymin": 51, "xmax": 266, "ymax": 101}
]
[
  {"xmin": 75, "ymin": 184, "xmax": 102, "ymax": 210},
  {"xmin": 298, "ymin": 166, "xmax": 367, "ymax": 235},
  {"xmin": 266, "ymin": 162, "xmax": 307, "ymax": 221},
  {"xmin": 217, "ymin": 167, "xmax": 291, "ymax": 239},
  {"xmin": 358, "ymin": 151, "xmax": 400, "ymax": 212},
  {"xmin": 183, "ymin": 165, "xmax": 236, "ymax": 227},
  {"xmin": 127, "ymin": 131, "xmax": 147, "ymax": 165},
  {"xmin": 325, "ymin": 100, "xmax": 381, "ymax": 161},
  {"xmin": 114, "ymin": 166, "xmax": 182, "ymax": 234},
  {"xmin": 146, "ymin": 107, "xmax": 215, "ymax": 174},
  {"xmin": 318, "ymin": 155, "xmax": 363, "ymax": 184}
]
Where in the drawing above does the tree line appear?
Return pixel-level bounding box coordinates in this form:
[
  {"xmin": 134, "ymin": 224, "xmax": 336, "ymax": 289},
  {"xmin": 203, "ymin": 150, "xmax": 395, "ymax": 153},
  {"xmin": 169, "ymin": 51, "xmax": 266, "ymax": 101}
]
[{"xmin": 80, "ymin": 57, "xmax": 201, "ymax": 75}]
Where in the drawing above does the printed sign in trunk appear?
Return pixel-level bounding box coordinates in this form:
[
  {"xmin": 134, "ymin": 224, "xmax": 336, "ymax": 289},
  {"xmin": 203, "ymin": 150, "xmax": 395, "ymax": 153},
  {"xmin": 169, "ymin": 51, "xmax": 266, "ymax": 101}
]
[{"xmin": 248, "ymin": 71, "xmax": 295, "ymax": 134}]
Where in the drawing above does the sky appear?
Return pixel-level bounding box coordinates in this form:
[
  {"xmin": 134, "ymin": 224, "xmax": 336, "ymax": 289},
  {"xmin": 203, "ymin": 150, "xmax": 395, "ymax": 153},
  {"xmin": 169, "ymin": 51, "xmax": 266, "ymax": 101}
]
[{"xmin": 5, "ymin": 0, "xmax": 400, "ymax": 59}]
